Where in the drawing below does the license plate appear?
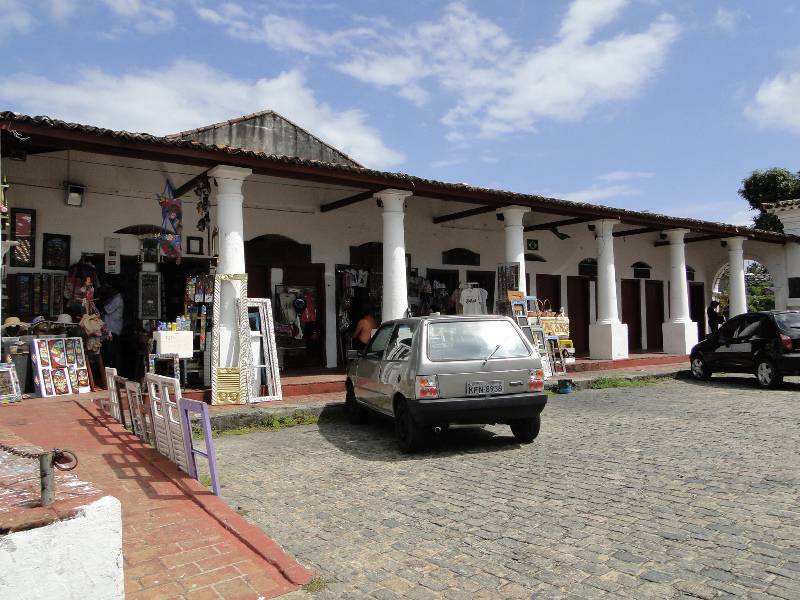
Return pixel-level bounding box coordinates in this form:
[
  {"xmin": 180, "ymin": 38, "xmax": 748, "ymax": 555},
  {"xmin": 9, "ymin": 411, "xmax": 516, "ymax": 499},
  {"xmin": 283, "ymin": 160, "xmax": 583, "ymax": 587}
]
[{"xmin": 466, "ymin": 380, "xmax": 504, "ymax": 396}]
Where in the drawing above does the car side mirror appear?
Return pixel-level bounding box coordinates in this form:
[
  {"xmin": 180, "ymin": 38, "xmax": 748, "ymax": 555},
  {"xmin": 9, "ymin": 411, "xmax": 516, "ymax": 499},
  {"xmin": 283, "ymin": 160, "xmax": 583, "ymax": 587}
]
[{"xmin": 346, "ymin": 350, "xmax": 361, "ymax": 361}]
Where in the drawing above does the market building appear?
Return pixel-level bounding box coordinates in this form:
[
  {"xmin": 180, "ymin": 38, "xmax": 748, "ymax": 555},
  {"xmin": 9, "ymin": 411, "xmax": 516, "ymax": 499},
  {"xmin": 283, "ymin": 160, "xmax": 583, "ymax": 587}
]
[{"xmin": 1, "ymin": 110, "xmax": 798, "ymax": 393}]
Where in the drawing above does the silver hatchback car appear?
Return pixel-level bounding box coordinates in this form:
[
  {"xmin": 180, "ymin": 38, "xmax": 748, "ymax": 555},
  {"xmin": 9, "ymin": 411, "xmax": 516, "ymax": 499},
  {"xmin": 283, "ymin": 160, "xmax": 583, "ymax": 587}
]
[{"xmin": 346, "ymin": 315, "xmax": 548, "ymax": 452}]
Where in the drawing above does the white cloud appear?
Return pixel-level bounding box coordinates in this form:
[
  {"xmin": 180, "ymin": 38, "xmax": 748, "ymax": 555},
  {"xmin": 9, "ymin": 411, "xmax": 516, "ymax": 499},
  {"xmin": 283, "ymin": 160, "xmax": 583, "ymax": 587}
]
[
  {"xmin": 713, "ymin": 6, "xmax": 747, "ymax": 34},
  {"xmin": 597, "ymin": 170, "xmax": 654, "ymax": 182},
  {"xmin": 747, "ymin": 69, "xmax": 800, "ymax": 134},
  {"xmin": 430, "ymin": 158, "xmax": 464, "ymax": 169},
  {"xmin": 1, "ymin": 60, "xmax": 404, "ymax": 168},
  {"xmin": 0, "ymin": 0, "xmax": 34, "ymax": 39},
  {"xmin": 50, "ymin": 0, "xmax": 77, "ymax": 20},
  {"xmin": 557, "ymin": 184, "xmax": 641, "ymax": 203},
  {"xmin": 195, "ymin": 3, "xmax": 375, "ymax": 55},
  {"xmin": 728, "ymin": 209, "xmax": 756, "ymax": 226},
  {"xmin": 99, "ymin": 0, "xmax": 175, "ymax": 32},
  {"xmin": 199, "ymin": 1, "xmax": 679, "ymax": 139}
]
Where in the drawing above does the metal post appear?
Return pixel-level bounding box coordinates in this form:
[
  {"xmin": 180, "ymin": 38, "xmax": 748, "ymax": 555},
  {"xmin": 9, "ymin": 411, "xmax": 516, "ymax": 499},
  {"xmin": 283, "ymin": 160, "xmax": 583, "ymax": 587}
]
[{"xmin": 39, "ymin": 452, "xmax": 54, "ymax": 506}]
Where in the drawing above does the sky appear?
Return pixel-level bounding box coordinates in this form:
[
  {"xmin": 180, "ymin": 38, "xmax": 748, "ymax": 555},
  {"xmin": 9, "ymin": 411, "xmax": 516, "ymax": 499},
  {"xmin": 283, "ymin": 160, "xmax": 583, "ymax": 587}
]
[{"xmin": 1, "ymin": 0, "xmax": 799, "ymax": 226}]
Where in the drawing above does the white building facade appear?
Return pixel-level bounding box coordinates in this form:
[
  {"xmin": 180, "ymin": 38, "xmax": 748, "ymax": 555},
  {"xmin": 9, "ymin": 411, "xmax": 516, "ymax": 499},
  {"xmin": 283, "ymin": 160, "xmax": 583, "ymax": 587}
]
[{"xmin": 1, "ymin": 111, "xmax": 797, "ymax": 371}]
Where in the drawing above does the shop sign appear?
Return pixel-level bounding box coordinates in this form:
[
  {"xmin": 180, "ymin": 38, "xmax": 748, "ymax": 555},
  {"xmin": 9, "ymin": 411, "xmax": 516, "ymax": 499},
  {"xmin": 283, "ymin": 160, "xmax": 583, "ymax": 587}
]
[
  {"xmin": 105, "ymin": 237, "xmax": 121, "ymax": 274},
  {"xmin": 526, "ymin": 239, "xmax": 539, "ymax": 251}
]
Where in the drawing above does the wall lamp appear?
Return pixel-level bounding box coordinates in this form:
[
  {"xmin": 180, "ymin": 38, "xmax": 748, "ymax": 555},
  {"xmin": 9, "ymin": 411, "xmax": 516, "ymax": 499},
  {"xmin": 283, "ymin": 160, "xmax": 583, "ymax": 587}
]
[{"xmin": 65, "ymin": 183, "xmax": 85, "ymax": 207}]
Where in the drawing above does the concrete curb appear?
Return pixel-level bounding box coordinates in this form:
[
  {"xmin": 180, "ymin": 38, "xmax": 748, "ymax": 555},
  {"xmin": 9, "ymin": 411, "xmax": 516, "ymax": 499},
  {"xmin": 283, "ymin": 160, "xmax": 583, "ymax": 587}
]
[
  {"xmin": 548, "ymin": 368, "xmax": 692, "ymax": 392},
  {"xmin": 74, "ymin": 399, "xmax": 315, "ymax": 591}
]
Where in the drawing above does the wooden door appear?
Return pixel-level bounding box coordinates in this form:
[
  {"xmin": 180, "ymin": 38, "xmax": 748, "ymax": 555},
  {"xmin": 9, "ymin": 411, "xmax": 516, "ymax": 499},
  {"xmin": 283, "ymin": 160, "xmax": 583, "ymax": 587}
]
[
  {"xmin": 645, "ymin": 280, "xmax": 664, "ymax": 351},
  {"xmin": 689, "ymin": 282, "xmax": 706, "ymax": 340},
  {"xmin": 567, "ymin": 276, "xmax": 590, "ymax": 356},
  {"xmin": 621, "ymin": 279, "xmax": 642, "ymax": 351},
  {"xmin": 535, "ymin": 274, "xmax": 561, "ymax": 312}
]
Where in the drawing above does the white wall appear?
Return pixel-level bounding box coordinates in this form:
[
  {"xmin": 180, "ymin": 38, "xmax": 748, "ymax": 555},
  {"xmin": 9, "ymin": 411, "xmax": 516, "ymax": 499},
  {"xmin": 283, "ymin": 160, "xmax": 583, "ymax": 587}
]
[
  {"xmin": 4, "ymin": 150, "xmax": 788, "ymax": 365},
  {"xmin": 0, "ymin": 496, "xmax": 123, "ymax": 600}
]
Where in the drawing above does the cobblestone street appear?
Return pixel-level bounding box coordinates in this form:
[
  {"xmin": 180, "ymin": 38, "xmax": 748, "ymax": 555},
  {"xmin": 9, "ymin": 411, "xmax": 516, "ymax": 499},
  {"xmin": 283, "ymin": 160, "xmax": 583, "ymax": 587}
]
[{"xmin": 213, "ymin": 378, "xmax": 800, "ymax": 599}]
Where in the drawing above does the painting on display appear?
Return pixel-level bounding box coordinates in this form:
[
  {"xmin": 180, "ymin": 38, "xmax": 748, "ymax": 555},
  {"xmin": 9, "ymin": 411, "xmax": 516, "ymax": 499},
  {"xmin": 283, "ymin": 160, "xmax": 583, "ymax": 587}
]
[
  {"xmin": 31, "ymin": 337, "xmax": 91, "ymax": 397},
  {"xmin": 42, "ymin": 233, "xmax": 71, "ymax": 270},
  {"xmin": 0, "ymin": 364, "xmax": 22, "ymax": 404}
]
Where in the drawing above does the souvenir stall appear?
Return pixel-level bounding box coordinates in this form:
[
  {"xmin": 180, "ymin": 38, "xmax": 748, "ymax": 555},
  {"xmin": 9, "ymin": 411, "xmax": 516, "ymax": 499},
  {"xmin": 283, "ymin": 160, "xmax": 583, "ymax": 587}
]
[{"xmin": 273, "ymin": 284, "xmax": 320, "ymax": 370}]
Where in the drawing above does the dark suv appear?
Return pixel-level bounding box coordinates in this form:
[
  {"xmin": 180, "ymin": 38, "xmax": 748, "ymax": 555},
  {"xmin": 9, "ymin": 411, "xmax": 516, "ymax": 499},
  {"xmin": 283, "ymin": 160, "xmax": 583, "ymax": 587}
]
[{"xmin": 690, "ymin": 310, "xmax": 800, "ymax": 388}]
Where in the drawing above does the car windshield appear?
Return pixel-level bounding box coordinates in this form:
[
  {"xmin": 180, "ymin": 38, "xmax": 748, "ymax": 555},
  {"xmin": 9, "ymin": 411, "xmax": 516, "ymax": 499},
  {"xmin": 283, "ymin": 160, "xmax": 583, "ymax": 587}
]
[
  {"xmin": 775, "ymin": 312, "xmax": 800, "ymax": 330},
  {"xmin": 427, "ymin": 320, "xmax": 530, "ymax": 362}
]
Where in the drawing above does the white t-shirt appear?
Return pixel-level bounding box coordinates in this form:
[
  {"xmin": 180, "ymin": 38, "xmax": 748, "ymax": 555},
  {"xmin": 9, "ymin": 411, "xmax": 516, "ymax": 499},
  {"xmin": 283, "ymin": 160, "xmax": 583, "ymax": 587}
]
[{"xmin": 460, "ymin": 288, "xmax": 488, "ymax": 315}]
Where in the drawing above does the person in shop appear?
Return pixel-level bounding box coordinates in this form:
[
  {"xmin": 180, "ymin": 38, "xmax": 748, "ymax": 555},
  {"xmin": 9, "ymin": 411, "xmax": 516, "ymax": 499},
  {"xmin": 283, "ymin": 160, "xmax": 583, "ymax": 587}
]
[
  {"xmin": 98, "ymin": 285, "xmax": 124, "ymax": 368},
  {"xmin": 706, "ymin": 300, "xmax": 725, "ymax": 336},
  {"xmin": 352, "ymin": 304, "xmax": 378, "ymax": 351}
]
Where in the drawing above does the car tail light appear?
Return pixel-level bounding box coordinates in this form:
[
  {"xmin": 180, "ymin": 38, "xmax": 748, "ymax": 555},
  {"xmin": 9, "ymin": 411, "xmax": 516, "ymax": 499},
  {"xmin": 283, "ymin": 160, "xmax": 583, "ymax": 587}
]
[
  {"xmin": 780, "ymin": 334, "xmax": 793, "ymax": 352},
  {"xmin": 415, "ymin": 375, "xmax": 439, "ymax": 399},
  {"xmin": 529, "ymin": 369, "xmax": 545, "ymax": 392}
]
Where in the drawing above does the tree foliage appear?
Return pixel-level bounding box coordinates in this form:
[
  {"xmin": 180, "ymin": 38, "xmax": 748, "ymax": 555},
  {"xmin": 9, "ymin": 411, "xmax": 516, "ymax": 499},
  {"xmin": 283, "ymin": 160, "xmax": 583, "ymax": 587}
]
[
  {"xmin": 738, "ymin": 168, "xmax": 800, "ymax": 232},
  {"xmin": 745, "ymin": 262, "xmax": 775, "ymax": 312}
]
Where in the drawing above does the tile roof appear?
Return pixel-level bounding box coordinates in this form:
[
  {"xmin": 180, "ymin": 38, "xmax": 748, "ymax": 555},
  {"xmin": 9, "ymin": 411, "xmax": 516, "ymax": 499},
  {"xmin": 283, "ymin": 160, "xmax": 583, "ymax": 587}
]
[
  {"xmin": 0, "ymin": 111, "xmax": 795, "ymax": 244},
  {"xmin": 764, "ymin": 199, "xmax": 800, "ymax": 212}
]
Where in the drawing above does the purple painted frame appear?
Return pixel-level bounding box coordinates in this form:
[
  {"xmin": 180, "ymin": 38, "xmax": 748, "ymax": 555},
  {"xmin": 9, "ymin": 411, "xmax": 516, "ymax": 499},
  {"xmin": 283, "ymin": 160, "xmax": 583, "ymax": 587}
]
[{"xmin": 178, "ymin": 397, "xmax": 221, "ymax": 496}]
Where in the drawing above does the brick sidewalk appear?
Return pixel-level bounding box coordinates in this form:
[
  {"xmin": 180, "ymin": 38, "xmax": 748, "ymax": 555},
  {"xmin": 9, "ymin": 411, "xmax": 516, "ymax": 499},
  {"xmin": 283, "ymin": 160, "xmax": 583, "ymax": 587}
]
[{"xmin": 0, "ymin": 396, "xmax": 311, "ymax": 599}]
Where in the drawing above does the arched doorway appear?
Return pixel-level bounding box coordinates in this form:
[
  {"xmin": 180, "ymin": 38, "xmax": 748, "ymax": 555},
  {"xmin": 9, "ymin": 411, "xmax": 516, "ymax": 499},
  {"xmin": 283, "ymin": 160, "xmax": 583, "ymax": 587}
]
[
  {"xmin": 712, "ymin": 260, "xmax": 775, "ymax": 317},
  {"xmin": 245, "ymin": 234, "xmax": 325, "ymax": 370}
]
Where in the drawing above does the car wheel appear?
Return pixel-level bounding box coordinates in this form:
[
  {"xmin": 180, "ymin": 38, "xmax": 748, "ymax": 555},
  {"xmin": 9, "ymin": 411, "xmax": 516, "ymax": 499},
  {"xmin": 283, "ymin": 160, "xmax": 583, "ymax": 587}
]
[
  {"xmin": 510, "ymin": 415, "xmax": 541, "ymax": 443},
  {"xmin": 346, "ymin": 382, "xmax": 368, "ymax": 424},
  {"xmin": 394, "ymin": 398, "xmax": 424, "ymax": 453},
  {"xmin": 755, "ymin": 358, "xmax": 783, "ymax": 389},
  {"xmin": 690, "ymin": 354, "xmax": 712, "ymax": 381}
]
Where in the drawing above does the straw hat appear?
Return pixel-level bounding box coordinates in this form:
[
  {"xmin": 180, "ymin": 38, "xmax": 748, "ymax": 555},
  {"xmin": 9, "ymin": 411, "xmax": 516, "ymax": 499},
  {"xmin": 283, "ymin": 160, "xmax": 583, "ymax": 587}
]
[
  {"xmin": 2, "ymin": 316, "xmax": 28, "ymax": 330},
  {"xmin": 55, "ymin": 314, "xmax": 73, "ymax": 324}
]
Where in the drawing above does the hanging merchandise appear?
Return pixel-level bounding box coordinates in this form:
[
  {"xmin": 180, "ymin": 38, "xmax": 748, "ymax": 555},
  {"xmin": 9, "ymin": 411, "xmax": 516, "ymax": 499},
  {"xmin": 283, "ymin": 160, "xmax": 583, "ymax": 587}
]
[
  {"xmin": 63, "ymin": 258, "xmax": 100, "ymax": 315},
  {"xmin": 158, "ymin": 181, "xmax": 182, "ymax": 261},
  {"xmin": 194, "ymin": 175, "xmax": 211, "ymax": 231},
  {"xmin": 459, "ymin": 283, "xmax": 489, "ymax": 315}
]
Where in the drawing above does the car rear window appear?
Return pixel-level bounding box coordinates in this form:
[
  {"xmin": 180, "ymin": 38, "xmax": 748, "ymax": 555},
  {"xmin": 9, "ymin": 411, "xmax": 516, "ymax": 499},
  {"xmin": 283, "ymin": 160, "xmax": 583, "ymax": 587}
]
[
  {"xmin": 775, "ymin": 312, "xmax": 800, "ymax": 331},
  {"xmin": 427, "ymin": 320, "xmax": 530, "ymax": 362}
]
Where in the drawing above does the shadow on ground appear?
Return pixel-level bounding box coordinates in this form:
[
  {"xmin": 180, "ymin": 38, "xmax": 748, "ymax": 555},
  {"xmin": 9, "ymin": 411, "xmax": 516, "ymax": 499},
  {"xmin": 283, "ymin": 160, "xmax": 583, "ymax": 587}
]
[
  {"xmin": 681, "ymin": 373, "xmax": 800, "ymax": 392},
  {"xmin": 315, "ymin": 405, "xmax": 523, "ymax": 462}
]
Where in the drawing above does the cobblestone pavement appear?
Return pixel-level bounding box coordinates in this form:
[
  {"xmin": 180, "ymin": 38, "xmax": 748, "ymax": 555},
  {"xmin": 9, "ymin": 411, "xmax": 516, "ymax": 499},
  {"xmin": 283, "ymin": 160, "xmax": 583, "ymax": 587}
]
[{"xmin": 213, "ymin": 377, "xmax": 800, "ymax": 599}]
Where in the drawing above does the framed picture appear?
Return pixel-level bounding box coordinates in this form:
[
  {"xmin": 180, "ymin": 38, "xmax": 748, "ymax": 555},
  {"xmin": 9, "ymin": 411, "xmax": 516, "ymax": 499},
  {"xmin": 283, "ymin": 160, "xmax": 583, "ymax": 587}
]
[
  {"xmin": 10, "ymin": 208, "xmax": 35, "ymax": 267},
  {"xmin": 186, "ymin": 236, "xmax": 203, "ymax": 255},
  {"xmin": 140, "ymin": 237, "xmax": 159, "ymax": 263},
  {"xmin": 51, "ymin": 274, "xmax": 65, "ymax": 315},
  {"xmin": 0, "ymin": 364, "xmax": 22, "ymax": 404},
  {"xmin": 42, "ymin": 233, "xmax": 71, "ymax": 270}
]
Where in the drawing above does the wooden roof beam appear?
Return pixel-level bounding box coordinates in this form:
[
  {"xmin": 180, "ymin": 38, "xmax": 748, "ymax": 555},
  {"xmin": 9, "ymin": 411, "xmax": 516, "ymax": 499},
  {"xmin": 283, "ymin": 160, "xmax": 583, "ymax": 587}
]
[
  {"xmin": 433, "ymin": 205, "xmax": 500, "ymax": 224},
  {"xmin": 523, "ymin": 217, "xmax": 593, "ymax": 232},
  {"xmin": 173, "ymin": 169, "xmax": 210, "ymax": 198},
  {"xmin": 613, "ymin": 227, "xmax": 663, "ymax": 238},
  {"xmin": 654, "ymin": 234, "xmax": 726, "ymax": 247},
  {"xmin": 320, "ymin": 189, "xmax": 386, "ymax": 213}
]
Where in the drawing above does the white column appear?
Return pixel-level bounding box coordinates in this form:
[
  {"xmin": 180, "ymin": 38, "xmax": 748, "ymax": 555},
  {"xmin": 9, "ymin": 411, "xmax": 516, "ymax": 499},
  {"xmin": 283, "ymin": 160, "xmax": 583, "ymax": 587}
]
[
  {"xmin": 500, "ymin": 206, "xmax": 530, "ymax": 294},
  {"xmin": 787, "ymin": 243, "xmax": 800, "ymax": 309},
  {"xmin": 208, "ymin": 165, "xmax": 252, "ymax": 365},
  {"xmin": 726, "ymin": 236, "xmax": 748, "ymax": 317},
  {"xmin": 662, "ymin": 229, "xmax": 698, "ymax": 354},
  {"xmin": 589, "ymin": 219, "xmax": 628, "ymax": 359},
  {"xmin": 378, "ymin": 189, "xmax": 412, "ymax": 322}
]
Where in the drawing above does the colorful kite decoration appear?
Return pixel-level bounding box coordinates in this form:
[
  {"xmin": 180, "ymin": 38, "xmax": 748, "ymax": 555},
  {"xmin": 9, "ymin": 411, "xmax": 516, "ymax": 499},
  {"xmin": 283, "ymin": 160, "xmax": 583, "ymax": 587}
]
[{"xmin": 158, "ymin": 181, "xmax": 182, "ymax": 260}]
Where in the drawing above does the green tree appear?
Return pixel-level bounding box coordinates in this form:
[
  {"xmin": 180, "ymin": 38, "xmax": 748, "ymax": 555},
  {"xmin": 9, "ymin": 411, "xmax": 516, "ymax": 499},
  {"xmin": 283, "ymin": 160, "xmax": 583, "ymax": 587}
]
[
  {"xmin": 745, "ymin": 262, "xmax": 775, "ymax": 311},
  {"xmin": 738, "ymin": 168, "xmax": 800, "ymax": 232}
]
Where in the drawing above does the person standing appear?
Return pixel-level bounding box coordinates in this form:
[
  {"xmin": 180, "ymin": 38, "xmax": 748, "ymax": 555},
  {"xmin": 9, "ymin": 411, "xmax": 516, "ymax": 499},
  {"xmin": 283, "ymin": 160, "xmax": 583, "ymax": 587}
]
[
  {"xmin": 352, "ymin": 304, "xmax": 378, "ymax": 351},
  {"xmin": 101, "ymin": 286, "xmax": 124, "ymax": 368},
  {"xmin": 707, "ymin": 300, "xmax": 725, "ymax": 336}
]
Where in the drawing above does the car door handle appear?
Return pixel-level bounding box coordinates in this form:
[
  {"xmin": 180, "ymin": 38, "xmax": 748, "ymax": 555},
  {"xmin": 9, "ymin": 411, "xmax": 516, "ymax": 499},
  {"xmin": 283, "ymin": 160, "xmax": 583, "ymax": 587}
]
[{"xmin": 510, "ymin": 381, "xmax": 524, "ymax": 386}]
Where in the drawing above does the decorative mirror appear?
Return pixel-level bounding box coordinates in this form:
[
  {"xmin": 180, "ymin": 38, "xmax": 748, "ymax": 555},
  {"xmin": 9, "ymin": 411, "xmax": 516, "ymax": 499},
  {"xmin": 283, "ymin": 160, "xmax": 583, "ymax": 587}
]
[
  {"xmin": 211, "ymin": 273, "xmax": 251, "ymax": 404},
  {"xmin": 238, "ymin": 298, "xmax": 282, "ymax": 403}
]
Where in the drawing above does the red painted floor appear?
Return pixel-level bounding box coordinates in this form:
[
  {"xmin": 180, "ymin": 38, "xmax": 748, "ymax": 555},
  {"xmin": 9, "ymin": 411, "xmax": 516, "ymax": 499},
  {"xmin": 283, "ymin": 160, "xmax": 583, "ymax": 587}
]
[{"xmin": 0, "ymin": 396, "xmax": 311, "ymax": 599}]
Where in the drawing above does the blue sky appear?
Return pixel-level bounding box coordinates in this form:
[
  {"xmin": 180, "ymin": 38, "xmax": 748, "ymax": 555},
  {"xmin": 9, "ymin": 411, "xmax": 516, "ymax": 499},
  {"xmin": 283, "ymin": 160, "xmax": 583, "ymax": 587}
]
[{"xmin": 2, "ymin": 1, "xmax": 799, "ymax": 226}]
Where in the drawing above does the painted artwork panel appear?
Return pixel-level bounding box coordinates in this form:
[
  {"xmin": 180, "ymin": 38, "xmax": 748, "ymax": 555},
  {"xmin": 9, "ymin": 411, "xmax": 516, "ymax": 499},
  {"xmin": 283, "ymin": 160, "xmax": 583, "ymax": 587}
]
[
  {"xmin": 77, "ymin": 369, "xmax": 90, "ymax": 389},
  {"xmin": 66, "ymin": 339, "xmax": 77, "ymax": 365},
  {"xmin": 42, "ymin": 370, "xmax": 54, "ymax": 396},
  {"xmin": 52, "ymin": 368, "xmax": 70, "ymax": 395},
  {"xmin": 48, "ymin": 339, "xmax": 67, "ymax": 368},
  {"xmin": 68, "ymin": 367, "xmax": 79, "ymax": 392},
  {"xmin": 36, "ymin": 340, "xmax": 50, "ymax": 367}
]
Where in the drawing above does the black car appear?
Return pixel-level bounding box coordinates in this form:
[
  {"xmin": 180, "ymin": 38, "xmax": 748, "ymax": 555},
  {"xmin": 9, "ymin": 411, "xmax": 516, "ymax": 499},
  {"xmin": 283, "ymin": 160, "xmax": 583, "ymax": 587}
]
[{"xmin": 690, "ymin": 310, "xmax": 800, "ymax": 388}]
